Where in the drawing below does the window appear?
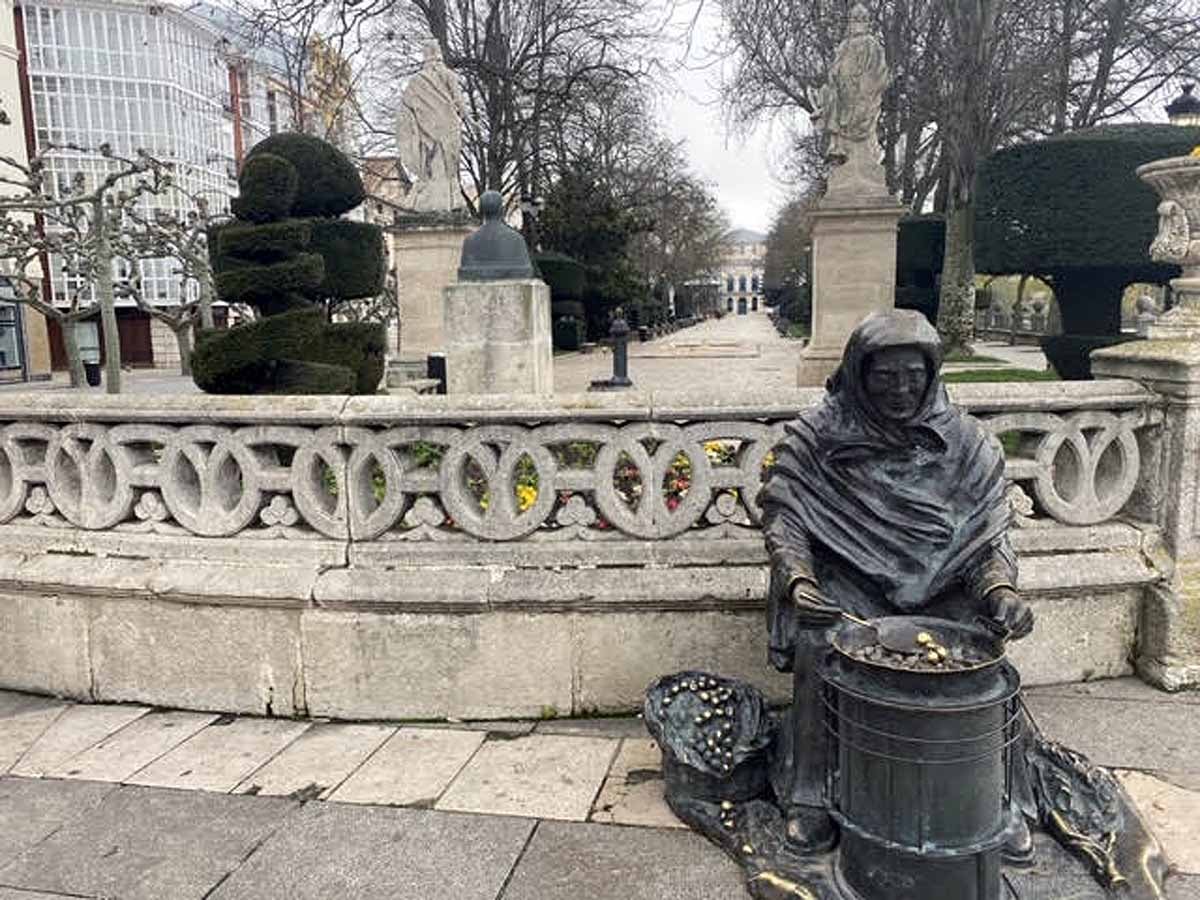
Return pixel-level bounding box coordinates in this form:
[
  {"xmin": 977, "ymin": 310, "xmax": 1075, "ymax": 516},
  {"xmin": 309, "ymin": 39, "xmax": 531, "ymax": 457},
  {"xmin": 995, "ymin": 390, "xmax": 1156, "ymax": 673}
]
[
  {"xmin": 738, "ymin": 275, "xmax": 747, "ymax": 292},
  {"xmin": 0, "ymin": 304, "xmax": 22, "ymax": 370},
  {"xmin": 267, "ymin": 90, "xmax": 278, "ymax": 134},
  {"xmin": 725, "ymin": 276, "xmax": 733, "ymax": 293}
]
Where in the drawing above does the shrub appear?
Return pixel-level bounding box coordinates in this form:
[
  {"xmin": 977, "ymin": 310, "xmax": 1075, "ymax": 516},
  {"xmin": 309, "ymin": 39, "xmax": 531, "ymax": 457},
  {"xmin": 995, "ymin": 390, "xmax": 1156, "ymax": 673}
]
[
  {"xmin": 553, "ymin": 316, "xmax": 585, "ymax": 351},
  {"xmin": 195, "ymin": 134, "xmax": 385, "ymax": 396},
  {"xmin": 231, "ymin": 153, "xmax": 298, "ymax": 223},
  {"xmin": 534, "ymin": 252, "xmax": 586, "ymax": 301},
  {"xmin": 1040, "ymin": 334, "xmax": 1138, "ymax": 381},
  {"xmin": 244, "ymin": 133, "xmax": 365, "ymax": 218},
  {"xmin": 308, "ymin": 219, "xmax": 387, "ymax": 300},
  {"xmin": 976, "ymin": 124, "xmax": 1200, "ymax": 334}
]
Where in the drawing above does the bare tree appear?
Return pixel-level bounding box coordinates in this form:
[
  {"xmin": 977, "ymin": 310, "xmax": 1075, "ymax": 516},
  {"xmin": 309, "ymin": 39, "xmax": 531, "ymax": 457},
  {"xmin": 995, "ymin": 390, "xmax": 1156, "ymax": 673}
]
[
  {"xmin": 110, "ymin": 189, "xmax": 223, "ymax": 376},
  {"xmin": 0, "ymin": 144, "xmax": 170, "ymax": 390}
]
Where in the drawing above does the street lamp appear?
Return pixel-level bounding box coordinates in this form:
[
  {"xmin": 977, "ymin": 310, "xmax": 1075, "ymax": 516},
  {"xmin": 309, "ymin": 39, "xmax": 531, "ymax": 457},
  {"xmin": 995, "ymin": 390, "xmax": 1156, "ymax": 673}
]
[
  {"xmin": 520, "ymin": 195, "xmax": 545, "ymax": 252},
  {"xmin": 1167, "ymin": 83, "xmax": 1200, "ymax": 127}
]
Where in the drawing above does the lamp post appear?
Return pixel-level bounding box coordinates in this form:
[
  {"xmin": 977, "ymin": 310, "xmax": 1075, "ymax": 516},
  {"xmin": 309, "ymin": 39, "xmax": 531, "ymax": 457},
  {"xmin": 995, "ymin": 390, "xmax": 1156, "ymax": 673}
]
[
  {"xmin": 520, "ymin": 195, "xmax": 545, "ymax": 253},
  {"xmin": 1167, "ymin": 83, "xmax": 1200, "ymax": 126}
]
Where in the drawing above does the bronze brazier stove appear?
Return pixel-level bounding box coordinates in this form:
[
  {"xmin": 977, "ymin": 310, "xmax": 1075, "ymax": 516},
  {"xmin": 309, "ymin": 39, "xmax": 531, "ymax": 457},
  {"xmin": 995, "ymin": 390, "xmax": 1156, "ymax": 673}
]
[{"xmin": 822, "ymin": 616, "xmax": 1020, "ymax": 900}]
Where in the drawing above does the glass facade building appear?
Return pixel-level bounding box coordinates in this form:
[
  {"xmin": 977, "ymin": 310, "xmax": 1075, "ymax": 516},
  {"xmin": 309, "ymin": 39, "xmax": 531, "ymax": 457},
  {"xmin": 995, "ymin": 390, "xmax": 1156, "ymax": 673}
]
[{"xmin": 18, "ymin": 0, "xmax": 242, "ymax": 307}]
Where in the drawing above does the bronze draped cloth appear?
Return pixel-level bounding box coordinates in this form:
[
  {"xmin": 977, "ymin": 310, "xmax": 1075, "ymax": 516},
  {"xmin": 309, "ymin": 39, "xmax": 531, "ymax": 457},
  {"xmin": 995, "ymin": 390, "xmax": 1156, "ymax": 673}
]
[{"xmin": 759, "ymin": 311, "xmax": 1015, "ymax": 671}]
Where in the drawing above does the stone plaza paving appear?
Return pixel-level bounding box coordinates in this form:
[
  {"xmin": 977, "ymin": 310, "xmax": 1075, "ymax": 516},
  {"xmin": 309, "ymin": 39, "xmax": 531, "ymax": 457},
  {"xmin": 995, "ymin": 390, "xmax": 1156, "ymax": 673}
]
[{"xmin": 0, "ymin": 678, "xmax": 1195, "ymax": 899}]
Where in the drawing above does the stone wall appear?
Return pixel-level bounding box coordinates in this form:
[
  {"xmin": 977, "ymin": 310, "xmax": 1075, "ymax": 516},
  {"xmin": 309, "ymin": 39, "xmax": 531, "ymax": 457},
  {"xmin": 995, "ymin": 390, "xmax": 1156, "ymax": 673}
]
[{"xmin": 0, "ymin": 381, "xmax": 1174, "ymax": 718}]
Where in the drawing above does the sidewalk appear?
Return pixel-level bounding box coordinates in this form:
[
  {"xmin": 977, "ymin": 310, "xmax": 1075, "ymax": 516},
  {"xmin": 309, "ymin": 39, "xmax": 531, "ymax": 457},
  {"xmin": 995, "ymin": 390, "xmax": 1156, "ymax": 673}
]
[{"xmin": 0, "ymin": 678, "xmax": 1196, "ymax": 899}]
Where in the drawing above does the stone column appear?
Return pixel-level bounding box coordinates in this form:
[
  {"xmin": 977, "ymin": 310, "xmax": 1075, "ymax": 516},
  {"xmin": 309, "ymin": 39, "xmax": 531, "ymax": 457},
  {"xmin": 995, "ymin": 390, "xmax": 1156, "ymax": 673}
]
[
  {"xmin": 1093, "ymin": 341, "xmax": 1200, "ymax": 690},
  {"xmin": 443, "ymin": 279, "xmax": 552, "ymax": 395},
  {"xmin": 388, "ymin": 221, "xmax": 472, "ymax": 384},
  {"xmin": 797, "ymin": 202, "xmax": 904, "ymax": 386}
]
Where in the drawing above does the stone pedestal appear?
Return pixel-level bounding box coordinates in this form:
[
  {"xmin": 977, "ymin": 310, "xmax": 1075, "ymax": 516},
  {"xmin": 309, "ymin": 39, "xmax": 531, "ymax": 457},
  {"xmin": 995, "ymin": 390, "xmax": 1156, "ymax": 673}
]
[
  {"xmin": 443, "ymin": 279, "xmax": 552, "ymax": 395},
  {"xmin": 1093, "ymin": 339, "xmax": 1200, "ymax": 690},
  {"xmin": 390, "ymin": 222, "xmax": 472, "ymax": 381},
  {"xmin": 797, "ymin": 202, "xmax": 904, "ymax": 386}
]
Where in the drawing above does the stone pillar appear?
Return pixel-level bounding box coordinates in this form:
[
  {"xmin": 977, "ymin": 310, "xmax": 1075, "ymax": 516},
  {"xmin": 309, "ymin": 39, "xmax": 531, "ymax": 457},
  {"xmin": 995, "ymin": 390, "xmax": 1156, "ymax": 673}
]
[
  {"xmin": 389, "ymin": 222, "xmax": 472, "ymax": 383},
  {"xmin": 443, "ymin": 279, "xmax": 552, "ymax": 395},
  {"xmin": 797, "ymin": 202, "xmax": 904, "ymax": 386},
  {"xmin": 1093, "ymin": 341, "xmax": 1200, "ymax": 690}
]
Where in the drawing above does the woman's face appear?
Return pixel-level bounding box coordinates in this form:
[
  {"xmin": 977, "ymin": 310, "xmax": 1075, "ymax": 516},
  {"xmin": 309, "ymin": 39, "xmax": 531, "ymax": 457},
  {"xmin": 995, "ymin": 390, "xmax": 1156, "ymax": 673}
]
[{"xmin": 864, "ymin": 346, "xmax": 929, "ymax": 422}]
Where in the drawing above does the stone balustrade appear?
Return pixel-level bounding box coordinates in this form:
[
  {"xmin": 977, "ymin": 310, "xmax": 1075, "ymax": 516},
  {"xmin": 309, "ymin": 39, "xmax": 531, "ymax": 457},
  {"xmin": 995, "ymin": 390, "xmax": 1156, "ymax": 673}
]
[
  {"xmin": 0, "ymin": 380, "xmax": 1163, "ymax": 546},
  {"xmin": 0, "ymin": 381, "xmax": 1174, "ymax": 720}
]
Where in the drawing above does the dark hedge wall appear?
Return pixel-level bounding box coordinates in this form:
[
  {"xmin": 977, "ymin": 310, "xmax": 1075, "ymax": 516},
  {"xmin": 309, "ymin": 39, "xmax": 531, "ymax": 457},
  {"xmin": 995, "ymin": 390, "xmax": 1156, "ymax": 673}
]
[
  {"xmin": 976, "ymin": 124, "xmax": 1200, "ymax": 341},
  {"xmin": 895, "ymin": 214, "xmax": 946, "ymax": 323}
]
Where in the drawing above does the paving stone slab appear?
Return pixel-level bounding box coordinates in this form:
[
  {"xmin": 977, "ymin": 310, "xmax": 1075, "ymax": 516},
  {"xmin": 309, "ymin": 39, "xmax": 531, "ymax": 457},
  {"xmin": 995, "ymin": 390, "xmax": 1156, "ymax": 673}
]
[
  {"xmin": 1027, "ymin": 677, "xmax": 1200, "ymax": 705},
  {"xmin": 535, "ymin": 717, "xmax": 649, "ymax": 739},
  {"xmin": 0, "ymin": 785, "xmax": 295, "ymax": 900},
  {"xmin": 0, "ymin": 706, "xmax": 67, "ymax": 774},
  {"xmin": 0, "ymin": 691, "xmax": 66, "ymax": 720},
  {"xmin": 1024, "ymin": 693, "xmax": 1200, "ymax": 778},
  {"xmin": 437, "ymin": 734, "xmax": 618, "ymax": 821},
  {"xmin": 329, "ymin": 726, "xmax": 483, "ymax": 807},
  {"xmin": 497, "ymin": 819, "xmax": 747, "ymax": 900},
  {"xmin": 209, "ymin": 801, "xmax": 534, "ymax": 900},
  {"xmin": 10, "ymin": 705, "xmax": 150, "ymax": 777},
  {"xmin": 49, "ymin": 710, "xmax": 218, "ymax": 783},
  {"xmin": 0, "ymin": 890, "xmax": 88, "ymax": 899},
  {"xmin": 235, "ymin": 722, "xmax": 395, "ymax": 799},
  {"xmin": 0, "ymin": 777, "xmax": 115, "ymax": 869},
  {"xmin": 1169, "ymin": 874, "xmax": 1200, "ymax": 899},
  {"xmin": 127, "ymin": 717, "xmax": 309, "ymax": 792},
  {"xmin": 590, "ymin": 737, "xmax": 683, "ymax": 829},
  {"xmin": 1117, "ymin": 771, "xmax": 1200, "ymax": 875}
]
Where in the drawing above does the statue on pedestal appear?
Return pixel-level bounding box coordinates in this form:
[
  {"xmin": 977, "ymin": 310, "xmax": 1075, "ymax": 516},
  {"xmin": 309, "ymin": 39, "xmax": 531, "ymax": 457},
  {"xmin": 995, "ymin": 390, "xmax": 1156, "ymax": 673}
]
[
  {"xmin": 396, "ymin": 41, "xmax": 467, "ymax": 215},
  {"xmin": 645, "ymin": 310, "xmax": 1167, "ymax": 899},
  {"xmin": 813, "ymin": 3, "xmax": 890, "ymax": 201}
]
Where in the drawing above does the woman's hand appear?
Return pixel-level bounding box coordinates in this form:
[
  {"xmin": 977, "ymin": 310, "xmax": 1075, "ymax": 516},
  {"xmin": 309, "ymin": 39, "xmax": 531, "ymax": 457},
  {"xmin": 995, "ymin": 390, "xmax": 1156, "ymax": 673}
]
[
  {"xmin": 986, "ymin": 586, "xmax": 1034, "ymax": 640},
  {"xmin": 790, "ymin": 578, "xmax": 842, "ymax": 628}
]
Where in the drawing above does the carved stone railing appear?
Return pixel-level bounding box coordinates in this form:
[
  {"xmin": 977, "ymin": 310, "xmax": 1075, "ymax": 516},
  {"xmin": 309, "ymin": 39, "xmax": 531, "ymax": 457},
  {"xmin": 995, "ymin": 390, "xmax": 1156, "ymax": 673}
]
[{"xmin": 0, "ymin": 381, "xmax": 1163, "ymax": 550}]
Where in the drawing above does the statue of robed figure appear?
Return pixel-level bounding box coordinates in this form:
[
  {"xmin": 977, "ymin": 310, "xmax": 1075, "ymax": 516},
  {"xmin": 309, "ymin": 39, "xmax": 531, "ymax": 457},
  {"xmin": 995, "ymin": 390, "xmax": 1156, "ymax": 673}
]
[
  {"xmin": 813, "ymin": 3, "xmax": 891, "ymax": 199},
  {"xmin": 396, "ymin": 41, "xmax": 467, "ymax": 214}
]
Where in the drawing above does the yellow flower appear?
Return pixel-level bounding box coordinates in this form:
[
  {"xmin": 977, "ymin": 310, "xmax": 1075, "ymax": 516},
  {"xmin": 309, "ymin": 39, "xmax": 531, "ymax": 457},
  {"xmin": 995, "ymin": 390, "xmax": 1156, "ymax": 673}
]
[
  {"xmin": 762, "ymin": 450, "xmax": 777, "ymax": 469},
  {"xmin": 1191, "ymin": 145, "xmax": 1200, "ymax": 158},
  {"xmin": 516, "ymin": 484, "xmax": 538, "ymax": 511}
]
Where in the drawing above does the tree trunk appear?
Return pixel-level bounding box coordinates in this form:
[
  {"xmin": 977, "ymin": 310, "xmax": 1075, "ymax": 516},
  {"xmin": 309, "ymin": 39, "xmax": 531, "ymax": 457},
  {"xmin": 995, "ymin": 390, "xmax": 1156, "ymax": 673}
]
[
  {"xmin": 173, "ymin": 323, "xmax": 193, "ymax": 376},
  {"xmin": 60, "ymin": 317, "xmax": 87, "ymax": 388},
  {"xmin": 93, "ymin": 200, "xmax": 122, "ymax": 393},
  {"xmin": 197, "ymin": 268, "xmax": 215, "ymax": 331},
  {"xmin": 936, "ymin": 193, "xmax": 977, "ymax": 356}
]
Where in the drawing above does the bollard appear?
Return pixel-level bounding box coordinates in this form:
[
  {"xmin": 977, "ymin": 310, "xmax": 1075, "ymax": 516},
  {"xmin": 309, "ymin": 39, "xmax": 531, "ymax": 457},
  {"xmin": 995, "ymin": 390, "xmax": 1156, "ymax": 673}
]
[{"xmin": 588, "ymin": 311, "xmax": 633, "ymax": 391}]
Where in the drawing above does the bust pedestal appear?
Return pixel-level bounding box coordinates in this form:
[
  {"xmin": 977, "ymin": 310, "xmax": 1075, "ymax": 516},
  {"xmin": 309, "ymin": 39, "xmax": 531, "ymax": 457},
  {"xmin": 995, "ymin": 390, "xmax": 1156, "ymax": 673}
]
[
  {"xmin": 387, "ymin": 219, "xmax": 472, "ymax": 385},
  {"xmin": 797, "ymin": 200, "xmax": 904, "ymax": 387},
  {"xmin": 443, "ymin": 279, "xmax": 553, "ymax": 395}
]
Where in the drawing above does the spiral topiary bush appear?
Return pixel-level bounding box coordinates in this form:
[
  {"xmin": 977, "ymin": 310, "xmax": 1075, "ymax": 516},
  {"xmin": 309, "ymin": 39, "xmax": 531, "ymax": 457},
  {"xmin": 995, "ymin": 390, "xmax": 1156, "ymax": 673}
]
[{"xmin": 194, "ymin": 133, "xmax": 386, "ymax": 395}]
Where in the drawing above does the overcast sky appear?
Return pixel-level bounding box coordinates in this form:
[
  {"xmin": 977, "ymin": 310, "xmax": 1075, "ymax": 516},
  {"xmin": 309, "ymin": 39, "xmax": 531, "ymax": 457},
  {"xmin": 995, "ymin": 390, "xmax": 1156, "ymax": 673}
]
[{"xmin": 655, "ymin": 2, "xmax": 787, "ymax": 235}]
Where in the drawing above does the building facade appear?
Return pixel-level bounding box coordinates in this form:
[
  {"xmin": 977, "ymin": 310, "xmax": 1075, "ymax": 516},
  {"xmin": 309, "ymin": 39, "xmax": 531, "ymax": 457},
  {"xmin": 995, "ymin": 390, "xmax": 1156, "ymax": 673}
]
[
  {"xmin": 721, "ymin": 227, "xmax": 766, "ymax": 315},
  {"xmin": 12, "ymin": 0, "xmax": 344, "ymax": 371}
]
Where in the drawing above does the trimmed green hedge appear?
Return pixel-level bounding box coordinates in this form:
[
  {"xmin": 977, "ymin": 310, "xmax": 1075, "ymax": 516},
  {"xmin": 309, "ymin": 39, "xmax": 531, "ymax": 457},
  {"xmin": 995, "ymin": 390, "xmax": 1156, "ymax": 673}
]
[
  {"xmin": 195, "ymin": 134, "xmax": 385, "ymax": 395},
  {"xmin": 534, "ymin": 252, "xmax": 586, "ymax": 301},
  {"xmin": 245, "ymin": 133, "xmax": 365, "ymax": 218},
  {"xmin": 976, "ymin": 124, "xmax": 1200, "ymax": 334},
  {"xmin": 232, "ymin": 153, "xmax": 298, "ymax": 223},
  {"xmin": 1040, "ymin": 334, "xmax": 1138, "ymax": 381},
  {"xmin": 553, "ymin": 316, "xmax": 585, "ymax": 351},
  {"xmin": 214, "ymin": 252, "xmax": 324, "ymax": 313},
  {"xmin": 309, "ymin": 219, "xmax": 387, "ymax": 300},
  {"xmin": 218, "ymin": 220, "xmax": 312, "ymax": 262},
  {"xmin": 192, "ymin": 308, "xmax": 384, "ymax": 395}
]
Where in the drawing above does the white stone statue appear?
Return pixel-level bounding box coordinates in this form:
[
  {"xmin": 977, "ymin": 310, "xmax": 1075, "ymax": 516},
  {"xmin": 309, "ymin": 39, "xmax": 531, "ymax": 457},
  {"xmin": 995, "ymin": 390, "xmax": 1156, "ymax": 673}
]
[
  {"xmin": 813, "ymin": 3, "xmax": 890, "ymax": 200},
  {"xmin": 396, "ymin": 41, "xmax": 467, "ymax": 214}
]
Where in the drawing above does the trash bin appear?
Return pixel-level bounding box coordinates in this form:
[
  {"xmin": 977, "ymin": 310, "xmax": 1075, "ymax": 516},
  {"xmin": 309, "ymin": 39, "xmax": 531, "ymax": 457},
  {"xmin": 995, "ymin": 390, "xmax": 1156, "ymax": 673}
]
[{"xmin": 83, "ymin": 361, "xmax": 101, "ymax": 387}]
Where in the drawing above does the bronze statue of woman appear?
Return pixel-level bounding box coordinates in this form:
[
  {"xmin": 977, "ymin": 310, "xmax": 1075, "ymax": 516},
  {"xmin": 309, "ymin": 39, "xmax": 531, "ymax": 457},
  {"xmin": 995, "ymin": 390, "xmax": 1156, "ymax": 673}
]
[{"xmin": 759, "ymin": 309, "xmax": 1034, "ymax": 852}]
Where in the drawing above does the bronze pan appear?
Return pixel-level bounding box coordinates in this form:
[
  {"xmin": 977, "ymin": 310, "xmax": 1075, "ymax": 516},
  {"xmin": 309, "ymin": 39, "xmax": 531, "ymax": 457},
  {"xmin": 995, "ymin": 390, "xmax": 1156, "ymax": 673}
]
[{"xmin": 832, "ymin": 615, "xmax": 1008, "ymax": 675}]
